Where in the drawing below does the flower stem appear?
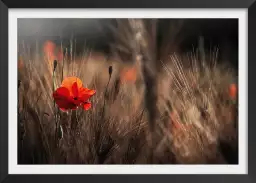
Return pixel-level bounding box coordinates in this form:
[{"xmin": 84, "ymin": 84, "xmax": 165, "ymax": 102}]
[
  {"xmin": 102, "ymin": 66, "xmax": 112, "ymax": 117},
  {"xmin": 52, "ymin": 60, "xmax": 59, "ymax": 147}
]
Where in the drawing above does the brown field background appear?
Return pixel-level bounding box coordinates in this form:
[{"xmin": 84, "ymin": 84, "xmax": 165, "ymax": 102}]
[{"xmin": 18, "ymin": 19, "xmax": 238, "ymax": 164}]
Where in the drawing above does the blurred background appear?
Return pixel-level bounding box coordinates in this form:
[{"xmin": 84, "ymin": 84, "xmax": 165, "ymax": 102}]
[{"xmin": 18, "ymin": 18, "xmax": 238, "ymax": 68}]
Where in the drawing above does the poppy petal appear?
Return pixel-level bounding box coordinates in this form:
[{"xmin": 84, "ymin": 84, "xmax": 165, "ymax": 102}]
[
  {"xmin": 72, "ymin": 82, "xmax": 79, "ymax": 97},
  {"xmin": 53, "ymin": 87, "xmax": 77, "ymax": 110},
  {"xmin": 61, "ymin": 77, "xmax": 83, "ymax": 92},
  {"xmin": 79, "ymin": 88, "xmax": 96, "ymax": 101},
  {"xmin": 53, "ymin": 87, "xmax": 70, "ymax": 99},
  {"xmin": 80, "ymin": 94, "xmax": 92, "ymax": 102},
  {"xmin": 54, "ymin": 98, "xmax": 75, "ymax": 110},
  {"xmin": 83, "ymin": 102, "xmax": 92, "ymax": 110},
  {"xmin": 71, "ymin": 97, "xmax": 83, "ymax": 106},
  {"xmin": 86, "ymin": 89, "xmax": 96, "ymax": 95},
  {"xmin": 80, "ymin": 87, "xmax": 96, "ymax": 95},
  {"xmin": 56, "ymin": 99, "xmax": 78, "ymax": 110}
]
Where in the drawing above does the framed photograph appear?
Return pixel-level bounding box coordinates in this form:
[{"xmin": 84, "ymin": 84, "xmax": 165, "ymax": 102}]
[{"xmin": 0, "ymin": 0, "xmax": 252, "ymax": 182}]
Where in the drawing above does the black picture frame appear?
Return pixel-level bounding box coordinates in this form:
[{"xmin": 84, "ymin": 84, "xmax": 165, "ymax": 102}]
[{"xmin": 0, "ymin": 0, "xmax": 253, "ymax": 182}]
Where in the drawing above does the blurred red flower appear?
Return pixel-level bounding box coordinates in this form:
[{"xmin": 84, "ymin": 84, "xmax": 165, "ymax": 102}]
[
  {"xmin": 229, "ymin": 83, "xmax": 237, "ymax": 100},
  {"xmin": 53, "ymin": 77, "xmax": 96, "ymax": 111},
  {"xmin": 44, "ymin": 41, "xmax": 57, "ymax": 60},
  {"xmin": 120, "ymin": 67, "xmax": 137, "ymax": 84},
  {"xmin": 44, "ymin": 40, "xmax": 63, "ymax": 61}
]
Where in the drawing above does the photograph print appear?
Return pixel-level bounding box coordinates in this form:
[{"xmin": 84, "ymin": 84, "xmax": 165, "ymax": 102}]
[{"xmin": 17, "ymin": 18, "xmax": 238, "ymax": 164}]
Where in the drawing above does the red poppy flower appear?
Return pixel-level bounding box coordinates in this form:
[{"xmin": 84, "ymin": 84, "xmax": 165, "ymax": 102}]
[{"xmin": 53, "ymin": 77, "xmax": 96, "ymax": 111}]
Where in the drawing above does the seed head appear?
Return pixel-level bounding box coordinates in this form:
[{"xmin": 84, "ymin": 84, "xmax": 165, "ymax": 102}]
[
  {"xmin": 53, "ymin": 60, "xmax": 58, "ymax": 72},
  {"xmin": 108, "ymin": 66, "xmax": 113, "ymax": 76}
]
